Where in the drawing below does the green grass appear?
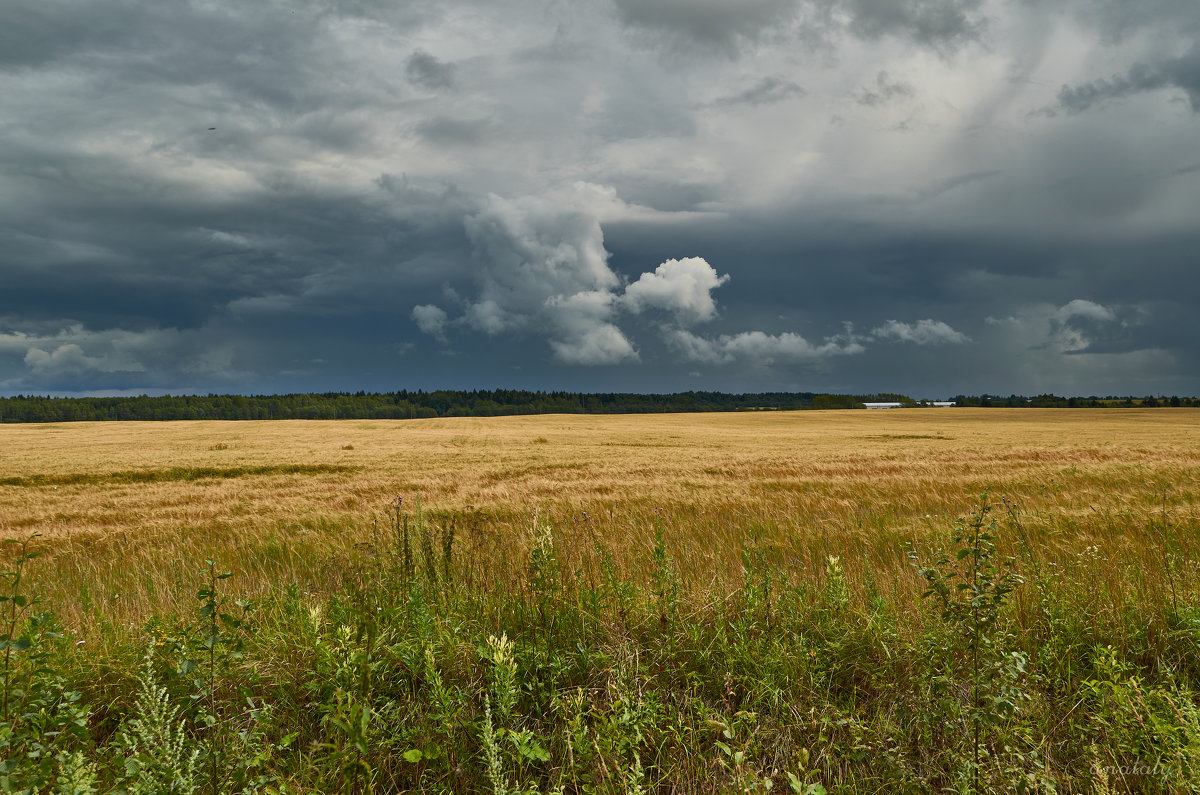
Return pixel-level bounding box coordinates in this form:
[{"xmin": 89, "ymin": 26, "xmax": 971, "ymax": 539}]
[
  {"xmin": 0, "ymin": 464, "xmax": 358, "ymax": 489},
  {"xmin": 1, "ymin": 495, "xmax": 1199, "ymax": 794}
]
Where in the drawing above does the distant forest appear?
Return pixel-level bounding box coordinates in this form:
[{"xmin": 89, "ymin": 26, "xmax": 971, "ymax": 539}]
[{"xmin": 0, "ymin": 390, "xmax": 1197, "ymax": 422}]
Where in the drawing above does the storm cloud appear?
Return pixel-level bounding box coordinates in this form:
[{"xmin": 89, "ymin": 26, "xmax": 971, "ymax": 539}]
[
  {"xmin": 1, "ymin": 0, "xmax": 1198, "ymax": 397},
  {"xmin": 1058, "ymin": 44, "xmax": 1200, "ymax": 113}
]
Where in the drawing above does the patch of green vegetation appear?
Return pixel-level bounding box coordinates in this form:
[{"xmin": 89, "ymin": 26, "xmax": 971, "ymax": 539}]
[
  {"xmin": 481, "ymin": 463, "xmax": 588, "ymax": 483},
  {"xmin": 0, "ymin": 464, "xmax": 358, "ymax": 489},
  {"xmin": 1, "ymin": 496, "xmax": 1198, "ymax": 792}
]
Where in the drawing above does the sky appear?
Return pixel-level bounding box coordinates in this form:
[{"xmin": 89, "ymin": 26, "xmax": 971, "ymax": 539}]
[{"xmin": 2, "ymin": 0, "xmax": 1198, "ymax": 399}]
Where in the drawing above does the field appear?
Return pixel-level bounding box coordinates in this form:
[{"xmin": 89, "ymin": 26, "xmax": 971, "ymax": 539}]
[{"xmin": 1, "ymin": 409, "xmax": 1199, "ymax": 792}]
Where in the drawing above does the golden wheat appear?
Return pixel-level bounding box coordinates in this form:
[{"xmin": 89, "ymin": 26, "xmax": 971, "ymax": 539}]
[{"xmin": 1, "ymin": 408, "xmax": 1197, "ymax": 630}]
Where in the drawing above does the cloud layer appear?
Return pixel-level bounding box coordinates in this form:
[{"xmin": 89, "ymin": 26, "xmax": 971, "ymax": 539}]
[{"xmin": 1, "ymin": 0, "xmax": 1198, "ymax": 397}]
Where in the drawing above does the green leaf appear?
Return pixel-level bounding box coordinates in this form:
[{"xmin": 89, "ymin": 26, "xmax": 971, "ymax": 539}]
[
  {"xmin": 402, "ymin": 749, "xmax": 423, "ymax": 764},
  {"xmin": 523, "ymin": 740, "xmax": 551, "ymax": 763}
]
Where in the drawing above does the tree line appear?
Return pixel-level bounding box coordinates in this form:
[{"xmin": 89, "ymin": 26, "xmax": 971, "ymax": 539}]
[
  {"xmin": 0, "ymin": 390, "xmax": 1194, "ymax": 422},
  {"xmin": 952, "ymin": 394, "xmax": 1200, "ymax": 408},
  {"xmin": 0, "ymin": 390, "xmax": 888, "ymax": 422}
]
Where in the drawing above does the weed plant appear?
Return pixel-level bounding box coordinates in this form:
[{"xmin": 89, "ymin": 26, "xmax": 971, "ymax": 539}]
[{"xmin": 0, "ymin": 492, "xmax": 1198, "ymax": 793}]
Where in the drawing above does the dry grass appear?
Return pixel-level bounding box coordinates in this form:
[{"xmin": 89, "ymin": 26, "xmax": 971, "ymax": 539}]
[{"xmin": 1, "ymin": 408, "xmax": 1197, "ymax": 632}]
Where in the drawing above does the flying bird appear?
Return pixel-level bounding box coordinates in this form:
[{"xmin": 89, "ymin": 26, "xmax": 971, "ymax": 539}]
[{"xmin": 207, "ymin": 127, "xmax": 216, "ymax": 130}]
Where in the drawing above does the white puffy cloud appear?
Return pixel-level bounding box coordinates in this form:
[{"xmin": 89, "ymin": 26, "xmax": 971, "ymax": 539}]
[
  {"xmin": 0, "ymin": 323, "xmax": 235, "ymax": 389},
  {"xmin": 1053, "ymin": 299, "xmax": 1117, "ymax": 324},
  {"xmin": 872, "ymin": 318, "xmax": 970, "ymax": 344},
  {"xmin": 546, "ymin": 291, "xmax": 639, "ymax": 365},
  {"xmin": 24, "ymin": 344, "xmax": 121, "ymax": 377},
  {"xmin": 666, "ymin": 328, "xmax": 864, "ymax": 365},
  {"xmin": 986, "ymin": 298, "xmax": 1134, "ymax": 356},
  {"xmin": 411, "ymin": 304, "xmax": 448, "ymax": 341},
  {"xmin": 720, "ymin": 331, "xmax": 865, "ymax": 363},
  {"xmin": 447, "ymin": 188, "xmax": 636, "ymax": 364},
  {"xmin": 1047, "ymin": 299, "xmax": 1120, "ymax": 353},
  {"xmin": 464, "ymin": 300, "xmax": 510, "ymax": 335},
  {"xmin": 441, "ymin": 192, "xmax": 741, "ymax": 365},
  {"xmin": 463, "ymin": 191, "xmax": 617, "ymax": 311},
  {"xmin": 549, "ymin": 322, "xmax": 639, "ymax": 365},
  {"xmin": 971, "ymin": 298, "xmax": 1175, "ymax": 394},
  {"xmin": 439, "ymin": 190, "xmax": 880, "ymax": 369},
  {"xmin": 621, "ymin": 257, "xmax": 729, "ymax": 324}
]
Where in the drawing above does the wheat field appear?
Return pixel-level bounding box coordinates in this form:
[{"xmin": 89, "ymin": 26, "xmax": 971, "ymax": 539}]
[
  {"xmin": 3, "ymin": 408, "xmax": 1196, "ymax": 538},
  {"xmin": 1, "ymin": 408, "xmax": 1197, "ymax": 630},
  {"xmin": 2, "ymin": 409, "xmax": 1199, "ymax": 792}
]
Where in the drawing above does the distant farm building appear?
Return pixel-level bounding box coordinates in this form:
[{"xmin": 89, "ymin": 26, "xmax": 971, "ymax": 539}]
[{"xmin": 861, "ymin": 401, "xmax": 957, "ymax": 409}]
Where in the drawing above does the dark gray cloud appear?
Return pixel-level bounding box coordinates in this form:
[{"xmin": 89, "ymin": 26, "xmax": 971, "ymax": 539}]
[
  {"xmin": 611, "ymin": 0, "xmax": 989, "ymax": 53},
  {"xmin": 713, "ymin": 76, "xmax": 807, "ymax": 107},
  {"xmin": 843, "ymin": 0, "xmax": 987, "ymax": 51},
  {"xmin": 601, "ymin": 201, "xmax": 1200, "ymax": 395},
  {"xmin": 0, "ymin": 0, "xmax": 135, "ymax": 68},
  {"xmin": 415, "ymin": 117, "xmax": 497, "ymax": 146},
  {"xmin": 1, "ymin": 0, "xmax": 1197, "ymax": 397},
  {"xmin": 406, "ymin": 50, "xmax": 457, "ymax": 90},
  {"xmin": 1058, "ymin": 44, "xmax": 1200, "ymax": 113},
  {"xmin": 914, "ymin": 170, "xmax": 1002, "ymax": 203},
  {"xmin": 1060, "ymin": 0, "xmax": 1200, "ymax": 43},
  {"xmin": 611, "ymin": 0, "xmax": 799, "ymax": 49},
  {"xmin": 856, "ymin": 70, "xmax": 916, "ymax": 106}
]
